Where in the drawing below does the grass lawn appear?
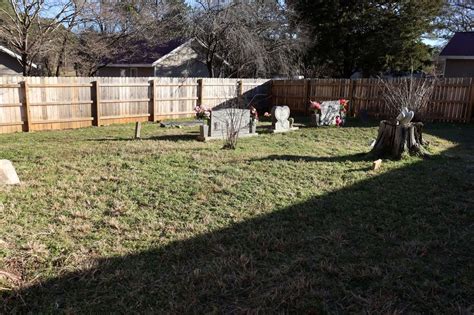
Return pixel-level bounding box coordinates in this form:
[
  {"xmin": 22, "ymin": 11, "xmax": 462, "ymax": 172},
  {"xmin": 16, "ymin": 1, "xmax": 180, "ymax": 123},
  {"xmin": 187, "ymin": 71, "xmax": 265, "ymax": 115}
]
[{"xmin": 0, "ymin": 120, "xmax": 473, "ymax": 313}]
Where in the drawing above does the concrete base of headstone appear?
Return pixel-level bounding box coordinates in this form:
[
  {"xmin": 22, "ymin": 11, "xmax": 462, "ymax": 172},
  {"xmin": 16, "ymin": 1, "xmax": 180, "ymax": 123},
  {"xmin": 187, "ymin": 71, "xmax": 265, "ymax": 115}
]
[
  {"xmin": 271, "ymin": 127, "xmax": 300, "ymax": 134},
  {"xmin": 197, "ymin": 133, "xmax": 259, "ymax": 142},
  {"xmin": 0, "ymin": 160, "xmax": 20, "ymax": 185}
]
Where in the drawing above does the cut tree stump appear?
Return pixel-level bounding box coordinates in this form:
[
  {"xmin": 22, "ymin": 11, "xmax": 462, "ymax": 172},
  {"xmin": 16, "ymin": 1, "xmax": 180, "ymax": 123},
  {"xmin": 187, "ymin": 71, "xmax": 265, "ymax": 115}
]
[{"xmin": 370, "ymin": 120, "xmax": 429, "ymax": 160}]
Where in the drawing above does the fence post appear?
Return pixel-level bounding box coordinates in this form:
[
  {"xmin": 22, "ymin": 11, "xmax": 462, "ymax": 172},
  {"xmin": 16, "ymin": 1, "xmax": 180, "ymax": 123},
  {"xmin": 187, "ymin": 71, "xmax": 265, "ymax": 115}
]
[
  {"xmin": 348, "ymin": 80, "xmax": 356, "ymax": 117},
  {"xmin": 304, "ymin": 79, "xmax": 311, "ymax": 114},
  {"xmin": 91, "ymin": 81, "xmax": 100, "ymax": 126},
  {"xmin": 237, "ymin": 80, "xmax": 243, "ymax": 106},
  {"xmin": 197, "ymin": 79, "xmax": 204, "ymax": 106},
  {"xmin": 150, "ymin": 79, "xmax": 156, "ymax": 122},
  {"xmin": 21, "ymin": 81, "xmax": 32, "ymax": 132},
  {"xmin": 468, "ymin": 78, "xmax": 474, "ymax": 123}
]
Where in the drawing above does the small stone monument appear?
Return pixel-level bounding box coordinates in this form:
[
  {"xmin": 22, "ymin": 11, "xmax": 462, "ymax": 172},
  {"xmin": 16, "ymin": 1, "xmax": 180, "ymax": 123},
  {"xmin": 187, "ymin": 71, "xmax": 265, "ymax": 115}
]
[
  {"xmin": 198, "ymin": 108, "xmax": 258, "ymax": 141},
  {"xmin": 396, "ymin": 107, "xmax": 414, "ymax": 126},
  {"xmin": 320, "ymin": 101, "xmax": 341, "ymax": 126},
  {"xmin": 270, "ymin": 106, "xmax": 299, "ymax": 133},
  {"xmin": 0, "ymin": 160, "xmax": 20, "ymax": 185}
]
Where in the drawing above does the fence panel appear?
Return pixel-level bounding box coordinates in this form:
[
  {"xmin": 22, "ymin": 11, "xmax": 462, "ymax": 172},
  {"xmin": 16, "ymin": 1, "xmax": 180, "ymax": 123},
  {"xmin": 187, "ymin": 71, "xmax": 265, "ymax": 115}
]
[
  {"xmin": 154, "ymin": 77, "xmax": 199, "ymax": 120},
  {"xmin": 272, "ymin": 78, "xmax": 474, "ymax": 123},
  {"xmin": 0, "ymin": 76, "xmax": 23, "ymax": 134},
  {"xmin": 241, "ymin": 79, "xmax": 272, "ymax": 110},
  {"xmin": 272, "ymin": 80, "xmax": 307, "ymax": 113},
  {"xmin": 97, "ymin": 77, "xmax": 151, "ymax": 125},
  {"xmin": 25, "ymin": 77, "xmax": 93, "ymax": 131}
]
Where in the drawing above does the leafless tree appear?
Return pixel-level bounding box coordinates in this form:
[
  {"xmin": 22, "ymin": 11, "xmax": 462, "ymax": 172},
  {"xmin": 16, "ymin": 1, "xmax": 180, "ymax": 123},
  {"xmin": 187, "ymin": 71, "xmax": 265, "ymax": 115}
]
[
  {"xmin": 435, "ymin": 0, "xmax": 473, "ymax": 40},
  {"xmin": 191, "ymin": 0, "xmax": 304, "ymax": 78},
  {"xmin": 73, "ymin": 0, "xmax": 189, "ymax": 76},
  {"xmin": 0, "ymin": 0, "xmax": 84, "ymax": 75},
  {"xmin": 379, "ymin": 76, "xmax": 437, "ymax": 120}
]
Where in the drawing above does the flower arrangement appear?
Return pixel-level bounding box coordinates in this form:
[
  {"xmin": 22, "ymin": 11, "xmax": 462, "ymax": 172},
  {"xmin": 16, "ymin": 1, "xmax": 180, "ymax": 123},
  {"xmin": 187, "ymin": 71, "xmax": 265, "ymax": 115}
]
[
  {"xmin": 264, "ymin": 112, "xmax": 271, "ymax": 118},
  {"xmin": 249, "ymin": 105, "xmax": 258, "ymax": 122},
  {"xmin": 339, "ymin": 99, "xmax": 349, "ymax": 113},
  {"xmin": 309, "ymin": 100, "xmax": 322, "ymax": 114},
  {"xmin": 194, "ymin": 105, "xmax": 211, "ymax": 120}
]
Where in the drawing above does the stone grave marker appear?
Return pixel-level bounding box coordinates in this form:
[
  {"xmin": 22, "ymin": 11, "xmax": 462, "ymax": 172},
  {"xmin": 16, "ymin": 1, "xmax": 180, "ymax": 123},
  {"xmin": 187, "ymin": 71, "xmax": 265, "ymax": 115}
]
[
  {"xmin": 271, "ymin": 106, "xmax": 299, "ymax": 133},
  {"xmin": 320, "ymin": 101, "xmax": 341, "ymax": 126},
  {"xmin": 0, "ymin": 160, "xmax": 20, "ymax": 185},
  {"xmin": 198, "ymin": 108, "xmax": 258, "ymax": 141}
]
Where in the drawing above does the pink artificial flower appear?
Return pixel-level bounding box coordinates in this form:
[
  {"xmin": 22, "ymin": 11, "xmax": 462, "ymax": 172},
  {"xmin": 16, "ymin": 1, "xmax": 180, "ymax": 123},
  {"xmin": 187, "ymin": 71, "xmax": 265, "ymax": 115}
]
[
  {"xmin": 264, "ymin": 112, "xmax": 271, "ymax": 117},
  {"xmin": 310, "ymin": 100, "xmax": 321, "ymax": 111},
  {"xmin": 335, "ymin": 115, "xmax": 342, "ymax": 127}
]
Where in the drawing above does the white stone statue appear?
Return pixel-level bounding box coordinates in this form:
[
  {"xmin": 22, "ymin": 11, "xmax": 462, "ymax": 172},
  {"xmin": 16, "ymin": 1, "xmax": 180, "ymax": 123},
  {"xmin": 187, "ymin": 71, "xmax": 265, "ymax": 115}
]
[{"xmin": 396, "ymin": 107, "xmax": 414, "ymax": 126}]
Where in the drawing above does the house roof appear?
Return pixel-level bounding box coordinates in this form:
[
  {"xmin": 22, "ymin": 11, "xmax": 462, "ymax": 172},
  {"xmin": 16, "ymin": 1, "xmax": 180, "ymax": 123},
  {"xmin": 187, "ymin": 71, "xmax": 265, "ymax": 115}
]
[
  {"xmin": 106, "ymin": 37, "xmax": 230, "ymax": 68},
  {"xmin": 108, "ymin": 38, "xmax": 187, "ymax": 66},
  {"xmin": 152, "ymin": 39, "xmax": 195, "ymax": 66},
  {"xmin": 440, "ymin": 32, "xmax": 474, "ymax": 57},
  {"xmin": 0, "ymin": 45, "xmax": 38, "ymax": 68}
]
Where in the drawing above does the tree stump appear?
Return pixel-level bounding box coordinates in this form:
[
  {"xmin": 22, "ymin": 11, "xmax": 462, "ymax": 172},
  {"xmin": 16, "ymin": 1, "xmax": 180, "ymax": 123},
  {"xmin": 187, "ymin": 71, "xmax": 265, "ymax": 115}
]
[{"xmin": 370, "ymin": 120, "xmax": 429, "ymax": 160}]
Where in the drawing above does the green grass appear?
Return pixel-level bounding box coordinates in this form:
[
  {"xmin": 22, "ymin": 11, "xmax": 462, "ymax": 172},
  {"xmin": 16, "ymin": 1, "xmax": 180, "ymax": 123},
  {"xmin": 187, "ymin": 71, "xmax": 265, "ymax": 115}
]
[{"xmin": 0, "ymin": 120, "xmax": 473, "ymax": 313}]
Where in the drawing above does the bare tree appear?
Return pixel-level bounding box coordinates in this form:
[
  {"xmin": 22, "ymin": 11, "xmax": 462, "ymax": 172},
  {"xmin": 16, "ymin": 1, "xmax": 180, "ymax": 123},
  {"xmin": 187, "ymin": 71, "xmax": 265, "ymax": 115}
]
[
  {"xmin": 73, "ymin": 0, "xmax": 189, "ymax": 76},
  {"xmin": 435, "ymin": 0, "xmax": 473, "ymax": 40},
  {"xmin": 0, "ymin": 0, "xmax": 84, "ymax": 75},
  {"xmin": 191, "ymin": 0, "xmax": 304, "ymax": 78},
  {"xmin": 379, "ymin": 76, "xmax": 437, "ymax": 120}
]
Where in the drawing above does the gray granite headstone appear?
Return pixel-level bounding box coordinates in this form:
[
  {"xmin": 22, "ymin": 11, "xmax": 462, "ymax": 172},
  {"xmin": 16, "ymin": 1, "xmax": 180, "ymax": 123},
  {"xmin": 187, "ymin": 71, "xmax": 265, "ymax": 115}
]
[
  {"xmin": 209, "ymin": 109, "xmax": 251, "ymax": 138},
  {"xmin": 320, "ymin": 101, "xmax": 341, "ymax": 126},
  {"xmin": 0, "ymin": 160, "xmax": 20, "ymax": 185}
]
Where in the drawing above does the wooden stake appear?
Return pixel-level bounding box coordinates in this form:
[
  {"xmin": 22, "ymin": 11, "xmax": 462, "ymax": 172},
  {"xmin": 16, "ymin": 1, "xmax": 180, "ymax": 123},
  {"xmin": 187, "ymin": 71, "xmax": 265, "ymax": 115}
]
[
  {"xmin": 134, "ymin": 122, "xmax": 141, "ymax": 139},
  {"xmin": 372, "ymin": 159, "xmax": 382, "ymax": 171}
]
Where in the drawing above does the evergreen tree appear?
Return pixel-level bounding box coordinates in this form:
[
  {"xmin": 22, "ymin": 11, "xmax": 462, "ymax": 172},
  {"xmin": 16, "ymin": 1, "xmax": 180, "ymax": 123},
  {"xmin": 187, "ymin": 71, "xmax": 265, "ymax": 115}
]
[{"xmin": 288, "ymin": 0, "xmax": 444, "ymax": 77}]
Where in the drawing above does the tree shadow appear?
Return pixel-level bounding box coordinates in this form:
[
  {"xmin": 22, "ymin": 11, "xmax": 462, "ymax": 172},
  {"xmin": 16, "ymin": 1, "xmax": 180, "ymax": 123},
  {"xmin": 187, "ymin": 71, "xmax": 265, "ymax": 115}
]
[
  {"xmin": 250, "ymin": 153, "xmax": 369, "ymax": 164},
  {"xmin": 2, "ymin": 132, "xmax": 472, "ymax": 313},
  {"xmin": 88, "ymin": 133, "xmax": 200, "ymax": 143}
]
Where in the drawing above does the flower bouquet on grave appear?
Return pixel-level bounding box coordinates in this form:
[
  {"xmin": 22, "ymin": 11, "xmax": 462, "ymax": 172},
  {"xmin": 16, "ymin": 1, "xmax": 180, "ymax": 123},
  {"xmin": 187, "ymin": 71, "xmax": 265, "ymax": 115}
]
[
  {"xmin": 195, "ymin": 105, "xmax": 211, "ymax": 137},
  {"xmin": 249, "ymin": 105, "xmax": 258, "ymax": 133},
  {"xmin": 309, "ymin": 100, "xmax": 321, "ymax": 127},
  {"xmin": 195, "ymin": 105, "xmax": 211, "ymax": 121},
  {"xmin": 338, "ymin": 99, "xmax": 349, "ymax": 126}
]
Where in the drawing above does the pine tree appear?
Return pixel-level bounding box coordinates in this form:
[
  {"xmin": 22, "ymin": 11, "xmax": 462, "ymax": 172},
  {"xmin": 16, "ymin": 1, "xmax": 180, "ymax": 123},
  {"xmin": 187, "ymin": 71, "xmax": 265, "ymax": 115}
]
[{"xmin": 288, "ymin": 0, "xmax": 444, "ymax": 77}]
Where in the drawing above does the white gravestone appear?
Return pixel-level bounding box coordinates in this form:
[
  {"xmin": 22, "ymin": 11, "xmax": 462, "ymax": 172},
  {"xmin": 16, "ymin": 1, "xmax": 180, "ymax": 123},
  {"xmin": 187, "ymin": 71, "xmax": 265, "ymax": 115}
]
[
  {"xmin": 0, "ymin": 160, "xmax": 20, "ymax": 185},
  {"xmin": 271, "ymin": 106, "xmax": 299, "ymax": 133},
  {"xmin": 320, "ymin": 101, "xmax": 341, "ymax": 126}
]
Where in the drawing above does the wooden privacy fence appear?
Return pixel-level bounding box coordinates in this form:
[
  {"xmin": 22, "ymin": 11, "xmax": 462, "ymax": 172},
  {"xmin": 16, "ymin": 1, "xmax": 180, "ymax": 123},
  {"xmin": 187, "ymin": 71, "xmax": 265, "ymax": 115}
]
[
  {"xmin": 1, "ymin": 76, "xmax": 473, "ymax": 134},
  {"xmin": 272, "ymin": 78, "xmax": 474, "ymax": 123},
  {"xmin": 0, "ymin": 77, "xmax": 271, "ymax": 134}
]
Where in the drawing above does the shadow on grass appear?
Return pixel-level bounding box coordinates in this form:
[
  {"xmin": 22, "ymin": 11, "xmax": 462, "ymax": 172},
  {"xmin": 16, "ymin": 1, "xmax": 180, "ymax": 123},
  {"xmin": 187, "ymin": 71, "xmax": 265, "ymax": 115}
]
[
  {"xmin": 251, "ymin": 153, "xmax": 369, "ymax": 163},
  {"xmin": 2, "ymin": 132, "xmax": 473, "ymax": 313},
  {"xmin": 88, "ymin": 133, "xmax": 200, "ymax": 143}
]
